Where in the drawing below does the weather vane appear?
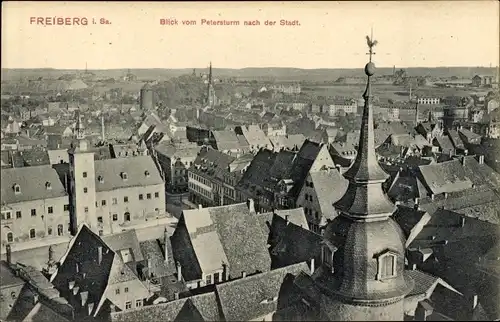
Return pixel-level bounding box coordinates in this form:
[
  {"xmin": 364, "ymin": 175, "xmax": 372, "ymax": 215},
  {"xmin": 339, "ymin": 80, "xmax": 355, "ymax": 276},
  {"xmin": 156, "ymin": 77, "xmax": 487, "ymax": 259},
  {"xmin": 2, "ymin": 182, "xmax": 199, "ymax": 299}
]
[{"xmin": 366, "ymin": 27, "xmax": 378, "ymax": 62}]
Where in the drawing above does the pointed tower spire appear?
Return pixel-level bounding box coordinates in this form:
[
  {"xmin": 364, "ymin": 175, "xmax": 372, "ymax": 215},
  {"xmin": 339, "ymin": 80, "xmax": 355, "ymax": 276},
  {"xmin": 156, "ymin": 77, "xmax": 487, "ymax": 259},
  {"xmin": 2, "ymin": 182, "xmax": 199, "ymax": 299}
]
[
  {"xmin": 75, "ymin": 110, "xmax": 85, "ymax": 140},
  {"xmin": 208, "ymin": 62, "xmax": 213, "ymax": 84},
  {"xmin": 335, "ymin": 33, "xmax": 395, "ymax": 220}
]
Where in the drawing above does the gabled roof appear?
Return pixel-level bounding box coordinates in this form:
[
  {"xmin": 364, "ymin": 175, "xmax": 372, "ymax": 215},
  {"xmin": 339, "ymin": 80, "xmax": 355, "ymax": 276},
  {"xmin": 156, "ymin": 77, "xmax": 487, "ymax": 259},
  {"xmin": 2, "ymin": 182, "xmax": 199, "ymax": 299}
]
[
  {"xmin": 179, "ymin": 203, "xmax": 271, "ymax": 280},
  {"xmin": 1, "ymin": 165, "xmax": 67, "ymax": 204},
  {"xmin": 211, "ymin": 130, "xmax": 242, "ymax": 151},
  {"xmin": 307, "ymin": 169, "xmax": 348, "ymax": 222},
  {"xmin": 418, "ymin": 160, "xmax": 473, "ymax": 194},
  {"xmin": 102, "ymin": 230, "xmax": 144, "ymax": 263},
  {"xmin": 215, "ymin": 262, "xmax": 309, "ymax": 321},
  {"xmin": 94, "ymin": 156, "xmax": 163, "ymax": 192}
]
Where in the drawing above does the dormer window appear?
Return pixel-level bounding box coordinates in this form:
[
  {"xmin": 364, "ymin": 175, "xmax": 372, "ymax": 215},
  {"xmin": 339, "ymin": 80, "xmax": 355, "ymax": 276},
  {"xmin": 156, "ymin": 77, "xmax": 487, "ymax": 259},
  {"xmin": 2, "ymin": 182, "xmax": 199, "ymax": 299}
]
[
  {"xmin": 144, "ymin": 170, "xmax": 150, "ymax": 177},
  {"xmin": 121, "ymin": 172, "xmax": 128, "ymax": 180},
  {"xmin": 45, "ymin": 182, "xmax": 52, "ymax": 190},
  {"xmin": 376, "ymin": 250, "xmax": 398, "ymax": 280},
  {"xmin": 13, "ymin": 184, "xmax": 21, "ymax": 194},
  {"xmin": 98, "ymin": 175, "xmax": 104, "ymax": 183}
]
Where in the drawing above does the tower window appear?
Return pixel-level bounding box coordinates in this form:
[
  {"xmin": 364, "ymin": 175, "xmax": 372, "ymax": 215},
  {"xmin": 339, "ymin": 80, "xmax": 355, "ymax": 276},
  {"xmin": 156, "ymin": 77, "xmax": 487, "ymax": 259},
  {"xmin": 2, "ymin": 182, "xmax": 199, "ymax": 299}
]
[
  {"xmin": 16, "ymin": 211, "xmax": 21, "ymax": 218},
  {"xmin": 376, "ymin": 250, "xmax": 398, "ymax": 280},
  {"xmin": 64, "ymin": 204, "xmax": 70, "ymax": 211},
  {"xmin": 57, "ymin": 224, "xmax": 63, "ymax": 236},
  {"xmin": 112, "ymin": 214, "xmax": 118, "ymax": 221},
  {"xmin": 124, "ymin": 196, "xmax": 129, "ymax": 203},
  {"xmin": 45, "ymin": 182, "xmax": 52, "ymax": 190},
  {"xmin": 322, "ymin": 245, "xmax": 334, "ymax": 268},
  {"xmin": 124, "ymin": 212, "xmax": 131, "ymax": 222},
  {"xmin": 31, "ymin": 209, "xmax": 36, "ymax": 217},
  {"xmin": 83, "ymin": 172, "xmax": 87, "ymax": 178},
  {"xmin": 98, "ymin": 175, "xmax": 104, "ymax": 183},
  {"xmin": 121, "ymin": 172, "xmax": 128, "ymax": 180},
  {"xmin": 155, "ymin": 192, "xmax": 159, "ymax": 198},
  {"xmin": 7, "ymin": 232, "xmax": 13, "ymax": 243},
  {"xmin": 147, "ymin": 193, "xmax": 151, "ymax": 199},
  {"xmin": 48, "ymin": 206, "xmax": 53, "ymax": 214},
  {"xmin": 13, "ymin": 184, "xmax": 21, "ymax": 194},
  {"xmin": 145, "ymin": 170, "xmax": 150, "ymax": 177},
  {"xmin": 29, "ymin": 229, "xmax": 36, "ymax": 239},
  {"xmin": 48, "ymin": 227, "xmax": 52, "ymax": 235},
  {"xmin": 139, "ymin": 194, "xmax": 143, "ymax": 200},
  {"xmin": 83, "ymin": 187, "xmax": 88, "ymax": 193},
  {"xmin": 84, "ymin": 207, "xmax": 89, "ymax": 213},
  {"xmin": 101, "ymin": 200, "xmax": 106, "ymax": 206}
]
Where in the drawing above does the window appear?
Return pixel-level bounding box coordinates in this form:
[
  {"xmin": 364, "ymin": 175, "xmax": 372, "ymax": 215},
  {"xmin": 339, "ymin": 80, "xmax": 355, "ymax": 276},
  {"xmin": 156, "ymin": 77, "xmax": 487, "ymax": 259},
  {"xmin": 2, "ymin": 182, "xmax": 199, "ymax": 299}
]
[
  {"xmin": 84, "ymin": 207, "xmax": 89, "ymax": 213},
  {"xmin": 214, "ymin": 272, "xmax": 220, "ymax": 283},
  {"xmin": 124, "ymin": 287, "xmax": 129, "ymax": 293},
  {"xmin": 309, "ymin": 195, "xmax": 313, "ymax": 202},
  {"xmin": 48, "ymin": 206, "xmax": 53, "ymax": 214},
  {"xmin": 57, "ymin": 224, "xmax": 63, "ymax": 236},
  {"xmin": 7, "ymin": 232, "xmax": 13, "ymax": 243},
  {"xmin": 377, "ymin": 252, "xmax": 397, "ymax": 280},
  {"xmin": 101, "ymin": 200, "xmax": 106, "ymax": 206},
  {"xmin": 48, "ymin": 227, "xmax": 52, "ymax": 235},
  {"xmin": 125, "ymin": 301, "xmax": 132, "ymax": 310},
  {"xmin": 83, "ymin": 172, "xmax": 87, "ymax": 178},
  {"xmin": 124, "ymin": 196, "xmax": 129, "ymax": 203},
  {"xmin": 124, "ymin": 212, "xmax": 130, "ymax": 221},
  {"xmin": 29, "ymin": 229, "xmax": 36, "ymax": 239},
  {"xmin": 136, "ymin": 299, "xmax": 143, "ymax": 308},
  {"xmin": 31, "ymin": 209, "xmax": 36, "ymax": 217},
  {"xmin": 139, "ymin": 194, "xmax": 143, "ymax": 200},
  {"xmin": 155, "ymin": 192, "xmax": 159, "ymax": 198},
  {"xmin": 83, "ymin": 187, "xmax": 88, "ymax": 193},
  {"xmin": 13, "ymin": 184, "xmax": 21, "ymax": 194},
  {"xmin": 315, "ymin": 211, "xmax": 319, "ymax": 219},
  {"xmin": 121, "ymin": 172, "xmax": 128, "ymax": 180},
  {"xmin": 115, "ymin": 288, "xmax": 120, "ymax": 295},
  {"xmin": 205, "ymin": 274, "xmax": 212, "ymax": 285},
  {"xmin": 16, "ymin": 211, "xmax": 21, "ymax": 218},
  {"xmin": 4, "ymin": 212, "xmax": 11, "ymax": 220},
  {"xmin": 112, "ymin": 214, "xmax": 118, "ymax": 221},
  {"xmin": 304, "ymin": 193, "xmax": 309, "ymax": 200},
  {"xmin": 64, "ymin": 204, "xmax": 70, "ymax": 211},
  {"xmin": 309, "ymin": 181, "xmax": 314, "ymax": 188},
  {"xmin": 144, "ymin": 170, "xmax": 150, "ymax": 177},
  {"xmin": 147, "ymin": 193, "xmax": 151, "ymax": 200},
  {"xmin": 98, "ymin": 230, "xmax": 103, "ymax": 236},
  {"xmin": 98, "ymin": 175, "xmax": 104, "ymax": 183},
  {"xmin": 97, "ymin": 216, "xmax": 103, "ymax": 223},
  {"xmin": 112, "ymin": 198, "xmax": 117, "ymax": 205}
]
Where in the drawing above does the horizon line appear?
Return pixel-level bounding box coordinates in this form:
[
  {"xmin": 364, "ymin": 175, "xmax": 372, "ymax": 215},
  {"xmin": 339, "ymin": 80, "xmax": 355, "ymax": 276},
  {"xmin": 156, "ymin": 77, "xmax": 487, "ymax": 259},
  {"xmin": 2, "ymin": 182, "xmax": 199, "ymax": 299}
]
[{"xmin": 2, "ymin": 65, "xmax": 499, "ymax": 71}]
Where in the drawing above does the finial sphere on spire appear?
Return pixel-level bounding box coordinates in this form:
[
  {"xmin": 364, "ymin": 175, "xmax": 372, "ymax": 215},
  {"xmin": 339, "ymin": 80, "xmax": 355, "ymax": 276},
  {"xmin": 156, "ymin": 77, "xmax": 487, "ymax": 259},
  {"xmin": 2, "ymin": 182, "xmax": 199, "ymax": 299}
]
[{"xmin": 365, "ymin": 62, "xmax": 376, "ymax": 76}]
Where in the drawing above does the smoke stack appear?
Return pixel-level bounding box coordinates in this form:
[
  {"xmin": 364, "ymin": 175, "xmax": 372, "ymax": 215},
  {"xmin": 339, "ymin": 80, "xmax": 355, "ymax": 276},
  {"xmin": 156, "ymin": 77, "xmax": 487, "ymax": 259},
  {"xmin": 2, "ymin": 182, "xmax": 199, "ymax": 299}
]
[
  {"xmin": 6, "ymin": 244, "xmax": 12, "ymax": 265},
  {"xmin": 97, "ymin": 246, "xmax": 103, "ymax": 265},
  {"xmin": 176, "ymin": 261, "xmax": 182, "ymax": 281}
]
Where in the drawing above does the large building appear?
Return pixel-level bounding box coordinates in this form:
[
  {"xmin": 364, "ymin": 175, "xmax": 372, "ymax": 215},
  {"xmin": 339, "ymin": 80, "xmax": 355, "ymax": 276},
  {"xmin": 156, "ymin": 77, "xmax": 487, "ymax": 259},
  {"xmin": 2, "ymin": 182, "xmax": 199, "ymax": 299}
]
[{"xmin": 139, "ymin": 83, "xmax": 154, "ymax": 110}]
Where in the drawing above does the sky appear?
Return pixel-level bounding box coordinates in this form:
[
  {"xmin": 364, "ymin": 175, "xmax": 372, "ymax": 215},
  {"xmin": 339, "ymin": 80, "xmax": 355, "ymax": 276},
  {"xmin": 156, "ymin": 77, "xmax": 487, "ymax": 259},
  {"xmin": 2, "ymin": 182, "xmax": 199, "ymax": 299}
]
[{"xmin": 2, "ymin": 1, "xmax": 499, "ymax": 69}]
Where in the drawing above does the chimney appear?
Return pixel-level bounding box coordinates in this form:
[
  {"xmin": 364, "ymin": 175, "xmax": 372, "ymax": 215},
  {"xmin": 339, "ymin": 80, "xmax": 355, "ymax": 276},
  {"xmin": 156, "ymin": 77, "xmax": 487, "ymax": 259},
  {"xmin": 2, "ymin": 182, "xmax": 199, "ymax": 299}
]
[
  {"xmin": 460, "ymin": 217, "xmax": 466, "ymax": 227},
  {"xmin": 464, "ymin": 149, "xmax": 468, "ymax": 156},
  {"xmin": 310, "ymin": 258, "xmax": 315, "ymax": 275},
  {"xmin": 448, "ymin": 149, "xmax": 453, "ymax": 157},
  {"xmin": 97, "ymin": 246, "xmax": 103, "ymax": 265},
  {"xmin": 6, "ymin": 244, "xmax": 12, "ymax": 265},
  {"xmin": 242, "ymin": 271, "xmax": 247, "ymax": 278},
  {"xmin": 174, "ymin": 292, "xmax": 180, "ymax": 300},
  {"xmin": 222, "ymin": 262, "xmax": 229, "ymax": 282},
  {"xmin": 444, "ymin": 192, "xmax": 448, "ymax": 199},
  {"xmin": 285, "ymin": 215, "xmax": 290, "ymax": 224},
  {"xmin": 247, "ymin": 199, "xmax": 255, "ymax": 214},
  {"xmin": 335, "ymin": 164, "xmax": 342, "ymax": 173},
  {"xmin": 470, "ymin": 294, "xmax": 478, "ymax": 310},
  {"xmin": 176, "ymin": 261, "xmax": 182, "ymax": 281},
  {"xmin": 430, "ymin": 193, "xmax": 435, "ymax": 201},
  {"xmin": 164, "ymin": 227, "xmax": 169, "ymax": 263}
]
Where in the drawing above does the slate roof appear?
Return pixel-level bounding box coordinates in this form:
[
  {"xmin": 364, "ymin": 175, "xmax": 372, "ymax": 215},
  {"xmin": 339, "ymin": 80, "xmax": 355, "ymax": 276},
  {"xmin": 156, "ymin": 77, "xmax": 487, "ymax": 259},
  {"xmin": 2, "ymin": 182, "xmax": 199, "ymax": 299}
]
[
  {"xmin": 177, "ymin": 203, "xmax": 271, "ymax": 280},
  {"xmin": 434, "ymin": 135, "xmax": 455, "ymax": 154},
  {"xmin": 1, "ymin": 165, "xmax": 67, "ymax": 204},
  {"xmin": 447, "ymin": 130, "xmax": 465, "ymax": 150},
  {"xmin": 51, "ymin": 225, "xmax": 149, "ymax": 317},
  {"xmin": 94, "ymin": 156, "xmax": 163, "ymax": 192},
  {"xmin": 191, "ymin": 147, "xmax": 236, "ymax": 182},
  {"xmin": 215, "ymin": 262, "xmax": 309, "ymax": 321},
  {"xmin": 110, "ymin": 291, "xmax": 221, "ymax": 322},
  {"xmin": 405, "ymin": 269, "xmax": 441, "ymax": 298}
]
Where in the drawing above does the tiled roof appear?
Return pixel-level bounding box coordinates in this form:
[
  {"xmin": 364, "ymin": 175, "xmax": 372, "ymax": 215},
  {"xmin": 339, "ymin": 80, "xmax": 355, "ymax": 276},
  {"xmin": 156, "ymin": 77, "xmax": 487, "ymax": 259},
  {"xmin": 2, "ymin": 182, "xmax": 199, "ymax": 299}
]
[
  {"xmin": 179, "ymin": 202, "xmax": 271, "ymax": 280},
  {"xmin": 110, "ymin": 291, "xmax": 220, "ymax": 322},
  {"xmin": 102, "ymin": 230, "xmax": 144, "ymax": 263},
  {"xmin": 215, "ymin": 262, "xmax": 309, "ymax": 321},
  {"xmin": 419, "ymin": 159, "xmax": 473, "ymax": 194},
  {"xmin": 191, "ymin": 147, "xmax": 236, "ymax": 182},
  {"xmin": 211, "ymin": 130, "xmax": 242, "ymax": 151},
  {"xmin": 308, "ymin": 169, "xmax": 348, "ymax": 222},
  {"xmin": 1, "ymin": 165, "xmax": 67, "ymax": 204},
  {"xmin": 268, "ymin": 134, "xmax": 306, "ymax": 151},
  {"xmin": 236, "ymin": 125, "xmax": 272, "ymax": 149},
  {"xmin": 434, "ymin": 135, "xmax": 455, "ymax": 153},
  {"xmin": 447, "ymin": 130, "xmax": 465, "ymax": 150},
  {"xmin": 94, "ymin": 156, "xmax": 163, "ymax": 192},
  {"xmin": 405, "ymin": 269, "xmax": 440, "ymax": 297},
  {"xmin": 139, "ymin": 238, "xmax": 173, "ymax": 277}
]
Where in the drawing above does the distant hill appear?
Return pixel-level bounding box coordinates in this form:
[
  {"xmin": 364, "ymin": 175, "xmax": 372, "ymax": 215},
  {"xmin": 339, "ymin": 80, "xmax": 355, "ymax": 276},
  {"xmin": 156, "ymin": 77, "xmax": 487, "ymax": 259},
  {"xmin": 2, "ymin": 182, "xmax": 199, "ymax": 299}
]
[{"xmin": 1, "ymin": 66, "xmax": 498, "ymax": 82}]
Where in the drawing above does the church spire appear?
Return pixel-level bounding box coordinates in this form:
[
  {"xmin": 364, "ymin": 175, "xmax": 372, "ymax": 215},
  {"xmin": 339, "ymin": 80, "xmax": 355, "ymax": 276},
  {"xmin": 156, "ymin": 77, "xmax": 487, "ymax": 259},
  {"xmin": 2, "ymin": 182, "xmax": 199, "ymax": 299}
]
[
  {"xmin": 75, "ymin": 110, "xmax": 85, "ymax": 140},
  {"xmin": 335, "ymin": 33, "xmax": 395, "ymax": 220}
]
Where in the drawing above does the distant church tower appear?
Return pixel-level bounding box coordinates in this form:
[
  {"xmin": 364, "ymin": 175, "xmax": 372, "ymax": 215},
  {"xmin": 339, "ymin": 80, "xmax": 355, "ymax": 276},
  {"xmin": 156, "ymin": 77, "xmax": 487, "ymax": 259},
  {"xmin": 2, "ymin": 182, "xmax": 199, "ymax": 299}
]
[
  {"xmin": 315, "ymin": 34, "xmax": 414, "ymax": 321},
  {"xmin": 205, "ymin": 62, "xmax": 216, "ymax": 108},
  {"xmin": 67, "ymin": 111, "xmax": 98, "ymax": 235}
]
